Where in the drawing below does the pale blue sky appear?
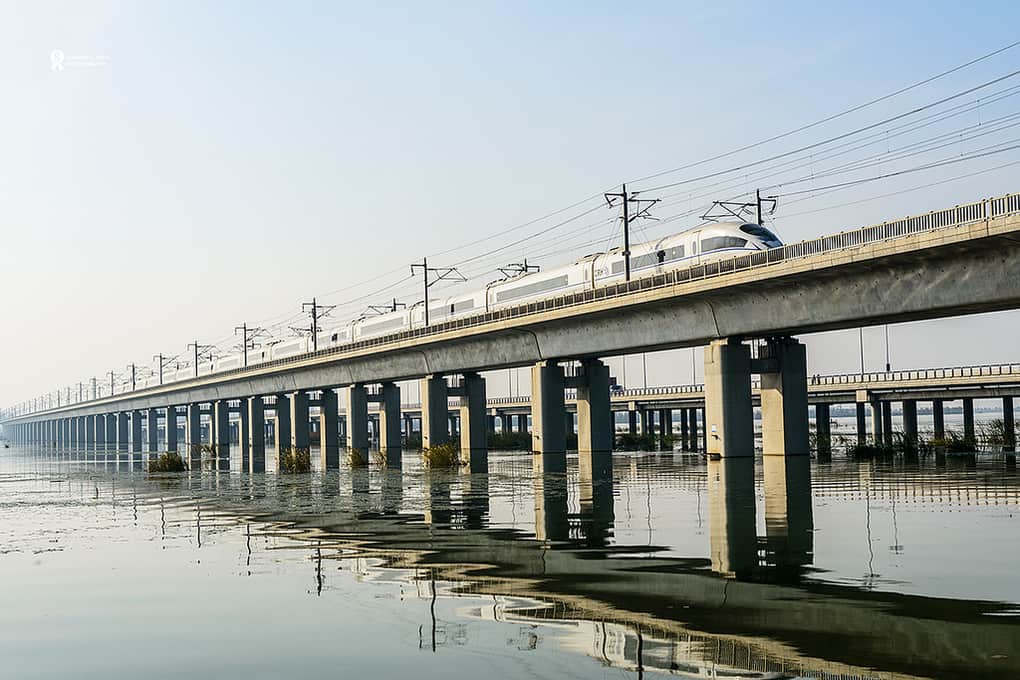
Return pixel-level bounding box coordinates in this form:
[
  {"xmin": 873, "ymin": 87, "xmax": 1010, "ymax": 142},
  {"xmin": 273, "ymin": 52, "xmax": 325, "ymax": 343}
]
[{"xmin": 2, "ymin": 1, "xmax": 1019, "ymax": 405}]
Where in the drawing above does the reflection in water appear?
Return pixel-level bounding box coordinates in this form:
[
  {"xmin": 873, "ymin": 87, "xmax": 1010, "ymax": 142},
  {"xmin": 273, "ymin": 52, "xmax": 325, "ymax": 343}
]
[{"xmin": 2, "ymin": 447, "xmax": 1020, "ymax": 679}]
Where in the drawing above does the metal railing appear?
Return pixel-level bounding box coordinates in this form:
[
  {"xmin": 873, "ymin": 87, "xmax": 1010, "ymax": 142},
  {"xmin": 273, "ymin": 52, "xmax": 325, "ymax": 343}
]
[
  {"xmin": 810, "ymin": 362, "xmax": 1020, "ymax": 386},
  {"xmin": 9, "ymin": 191, "xmax": 1020, "ymax": 418}
]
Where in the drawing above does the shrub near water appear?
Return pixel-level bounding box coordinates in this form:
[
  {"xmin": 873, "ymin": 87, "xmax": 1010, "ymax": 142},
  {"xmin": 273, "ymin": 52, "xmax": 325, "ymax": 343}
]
[
  {"xmin": 349, "ymin": 448, "xmax": 368, "ymax": 467},
  {"xmin": 422, "ymin": 441, "xmax": 461, "ymax": 468},
  {"xmin": 280, "ymin": 447, "xmax": 311, "ymax": 473},
  {"xmin": 149, "ymin": 452, "xmax": 186, "ymax": 472}
]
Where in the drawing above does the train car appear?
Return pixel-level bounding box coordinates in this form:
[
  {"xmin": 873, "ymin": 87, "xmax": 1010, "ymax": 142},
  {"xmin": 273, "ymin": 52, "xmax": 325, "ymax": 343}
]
[
  {"xmin": 270, "ymin": 336, "xmax": 313, "ymax": 360},
  {"xmin": 353, "ymin": 309, "xmax": 411, "ymax": 341},
  {"xmin": 593, "ymin": 221, "xmax": 782, "ymax": 284},
  {"xmin": 326, "ymin": 323, "xmax": 354, "ymax": 346},
  {"xmin": 487, "ymin": 255, "xmax": 594, "ymax": 311}
]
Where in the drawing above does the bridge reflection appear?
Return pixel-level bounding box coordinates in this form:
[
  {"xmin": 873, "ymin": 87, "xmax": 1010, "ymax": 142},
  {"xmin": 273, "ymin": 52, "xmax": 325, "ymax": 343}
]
[{"xmin": 9, "ymin": 447, "xmax": 1020, "ymax": 679}]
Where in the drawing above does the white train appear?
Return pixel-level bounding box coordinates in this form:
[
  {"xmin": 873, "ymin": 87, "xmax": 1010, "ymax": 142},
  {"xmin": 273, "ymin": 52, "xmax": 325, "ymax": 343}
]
[{"xmin": 155, "ymin": 221, "xmax": 781, "ymax": 384}]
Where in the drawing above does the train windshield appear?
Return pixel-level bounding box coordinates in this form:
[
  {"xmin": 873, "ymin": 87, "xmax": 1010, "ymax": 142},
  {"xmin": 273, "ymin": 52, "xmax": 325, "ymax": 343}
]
[{"xmin": 739, "ymin": 223, "xmax": 782, "ymax": 245}]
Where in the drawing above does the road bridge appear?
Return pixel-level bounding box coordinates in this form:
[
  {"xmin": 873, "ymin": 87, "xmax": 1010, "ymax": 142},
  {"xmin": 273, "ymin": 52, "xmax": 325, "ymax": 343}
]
[{"xmin": 4, "ymin": 192, "xmax": 1020, "ymax": 470}]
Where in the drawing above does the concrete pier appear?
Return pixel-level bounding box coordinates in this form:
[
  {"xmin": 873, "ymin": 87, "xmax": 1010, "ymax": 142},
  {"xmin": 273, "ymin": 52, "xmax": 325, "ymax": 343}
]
[
  {"xmin": 815, "ymin": 403, "xmax": 831, "ymax": 459},
  {"xmin": 345, "ymin": 385, "xmax": 369, "ymax": 456},
  {"xmin": 213, "ymin": 401, "xmax": 230, "ymax": 470},
  {"xmin": 247, "ymin": 396, "xmax": 265, "ymax": 473},
  {"xmin": 274, "ymin": 394, "xmax": 291, "ymax": 458},
  {"xmin": 1004, "ymin": 397, "xmax": 1016, "ymax": 452},
  {"xmin": 130, "ymin": 411, "xmax": 143, "ymax": 453},
  {"xmin": 237, "ymin": 404, "xmax": 250, "ymax": 471},
  {"xmin": 870, "ymin": 398, "xmax": 883, "ymax": 445},
  {"xmin": 186, "ymin": 403, "xmax": 202, "ymax": 468},
  {"xmin": 704, "ymin": 339, "xmax": 753, "ymax": 458},
  {"xmin": 319, "ymin": 389, "xmax": 339, "ymax": 469},
  {"xmin": 531, "ymin": 360, "xmax": 566, "ymax": 458},
  {"xmin": 116, "ymin": 412, "xmax": 129, "ymax": 453},
  {"xmin": 881, "ymin": 402, "xmax": 893, "ymax": 446},
  {"xmin": 421, "ymin": 375, "xmax": 449, "ymax": 448},
  {"xmin": 455, "ymin": 372, "xmax": 487, "ymax": 472},
  {"xmin": 146, "ymin": 409, "xmax": 158, "ymax": 452},
  {"xmin": 377, "ymin": 382, "xmax": 402, "ymax": 467},
  {"xmin": 963, "ymin": 397, "xmax": 976, "ymax": 442},
  {"xmin": 933, "ymin": 399, "xmax": 946, "ymax": 439},
  {"xmin": 165, "ymin": 407, "xmax": 178, "ymax": 453},
  {"xmin": 759, "ymin": 337, "xmax": 809, "ymax": 457},
  {"xmin": 902, "ymin": 400, "xmax": 918, "ymax": 447},
  {"xmin": 290, "ymin": 391, "xmax": 310, "ymax": 451},
  {"xmin": 576, "ymin": 359, "xmax": 612, "ymax": 458},
  {"xmin": 94, "ymin": 414, "xmax": 105, "ymax": 454}
]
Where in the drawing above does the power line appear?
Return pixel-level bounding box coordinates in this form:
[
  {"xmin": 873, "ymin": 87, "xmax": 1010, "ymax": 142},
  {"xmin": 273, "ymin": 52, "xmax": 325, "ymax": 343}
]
[{"xmin": 627, "ymin": 40, "xmax": 1020, "ymax": 187}]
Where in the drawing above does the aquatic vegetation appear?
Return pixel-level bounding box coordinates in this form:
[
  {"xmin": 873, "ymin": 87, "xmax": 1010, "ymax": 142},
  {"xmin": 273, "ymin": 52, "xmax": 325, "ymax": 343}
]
[
  {"xmin": 349, "ymin": 448, "xmax": 368, "ymax": 467},
  {"xmin": 403, "ymin": 433, "xmax": 423, "ymax": 450},
  {"xmin": 422, "ymin": 442, "xmax": 461, "ymax": 468},
  {"xmin": 148, "ymin": 452, "xmax": 186, "ymax": 472},
  {"xmin": 615, "ymin": 433, "xmax": 658, "ymax": 451},
  {"xmin": 280, "ymin": 447, "xmax": 311, "ymax": 473}
]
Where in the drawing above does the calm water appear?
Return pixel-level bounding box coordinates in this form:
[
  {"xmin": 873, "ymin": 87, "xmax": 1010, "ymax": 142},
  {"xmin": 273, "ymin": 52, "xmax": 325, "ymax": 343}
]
[{"xmin": 1, "ymin": 447, "xmax": 1018, "ymax": 680}]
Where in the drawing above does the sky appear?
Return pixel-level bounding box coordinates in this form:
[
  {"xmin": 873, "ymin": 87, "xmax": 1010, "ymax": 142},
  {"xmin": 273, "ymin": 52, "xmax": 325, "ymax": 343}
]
[{"xmin": 2, "ymin": 0, "xmax": 1020, "ymax": 407}]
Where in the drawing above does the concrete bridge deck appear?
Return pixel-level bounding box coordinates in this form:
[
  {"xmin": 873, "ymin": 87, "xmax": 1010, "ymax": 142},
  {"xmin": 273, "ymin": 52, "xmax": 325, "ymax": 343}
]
[{"xmin": 5, "ymin": 192, "xmax": 1020, "ymax": 465}]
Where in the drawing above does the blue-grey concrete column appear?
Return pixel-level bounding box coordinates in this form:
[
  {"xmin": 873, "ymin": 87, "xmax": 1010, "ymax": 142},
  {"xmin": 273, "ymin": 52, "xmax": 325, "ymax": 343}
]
[
  {"xmin": 640, "ymin": 409, "xmax": 651, "ymax": 436},
  {"xmin": 94, "ymin": 415, "xmax": 105, "ymax": 453},
  {"xmin": 962, "ymin": 397, "xmax": 976, "ymax": 443},
  {"xmin": 815, "ymin": 403, "xmax": 832, "ymax": 458},
  {"xmin": 319, "ymin": 389, "xmax": 340, "ymax": 469},
  {"xmin": 704, "ymin": 339, "xmax": 753, "ymax": 458},
  {"xmin": 247, "ymin": 396, "xmax": 265, "ymax": 473},
  {"xmin": 420, "ymin": 375, "xmax": 449, "ymax": 448},
  {"xmin": 85, "ymin": 417, "xmax": 95, "ymax": 454},
  {"xmin": 932, "ymin": 399, "xmax": 945, "ymax": 439},
  {"xmin": 273, "ymin": 394, "xmax": 291, "ymax": 468},
  {"xmin": 458, "ymin": 373, "xmax": 486, "ymax": 472},
  {"xmin": 902, "ymin": 400, "xmax": 918, "ymax": 447},
  {"xmin": 130, "ymin": 411, "xmax": 143, "ymax": 453},
  {"xmin": 185, "ymin": 404, "xmax": 202, "ymax": 468},
  {"xmin": 379, "ymin": 382, "xmax": 402, "ymax": 467},
  {"xmin": 105, "ymin": 414, "xmax": 116, "ymax": 453},
  {"xmin": 237, "ymin": 404, "xmax": 250, "ymax": 471},
  {"xmin": 213, "ymin": 401, "xmax": 231, "ymax": 470},
  {"xmin": 855, "ymin": 402, "xmax": 867, "ymax": 444},
  {"xmin": 659, "ymin": 409, "xmax": 672, "ymax": 439},
  {"xmin": 689, "ymin": 408, "xmax": 699, "ymax": 452},
  {"xmin": 760, "ymin": 338, "xmax": 809, "ymax": 457},
  {"xmin": 77, "ymin": 416, "xmax": 86, "ymax": 451},
  {"xmin": 146, "ymin": 409, "xmax": 159, "ymax": 452},
  {"xmin": 290, "ymin": 391, "xmax": 310, "ymax": 451},
  {"xmin": 577, "ymin": 359, "xmax": 612, "ymax": 457},
  {"xmin": 680, "ymin": 408, "xmax": 690, "ymax": 449},
  {"xmin": 627, "ymin": 410, "xmax": 637, "ymax": 434},
  {"xmin": 870, "ymin": 398, "xmax": 883, "ymax": 445},
  {"xmin": 1003, "ymin": 397, "xmax": 1015, "ymax": 452},
  {"xmin": 500, "ymin": 413, "xmax": 511, "ymax": 433},
  {"xmin": 345, "ymin": 385, "xmax": 369, "ymax": 456},
  {"xmin": 881, "ymin": 401, "xmax": 893, "ymax": 445},
  {"xmin": 116, "ymin": 412, "xmax": 129, "ymax": 453},
  {"xmin": 531, "ymin": 361, "xmax": 566, "ymax": 459},
  {"xmin": 165, "ymin": 407, "xmax": 178, "ymax": 453}
]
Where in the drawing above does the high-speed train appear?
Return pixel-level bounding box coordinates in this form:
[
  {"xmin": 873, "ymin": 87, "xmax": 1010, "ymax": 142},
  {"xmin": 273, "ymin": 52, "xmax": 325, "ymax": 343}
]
[{"xmin": 150, "ymin": 221, "xmax": 781, "ymax": 385}]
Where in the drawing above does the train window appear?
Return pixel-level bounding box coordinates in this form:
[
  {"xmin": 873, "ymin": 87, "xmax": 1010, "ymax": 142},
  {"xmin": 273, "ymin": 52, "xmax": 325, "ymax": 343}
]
[
  {"xmin": 331, "ymin": 333, "xmax": 337, "ymax": 341},
  {"xmin": 452, "ymin": 299, "xmax": 474, "ymax": 312},
  {"xmin": 657, "ymin": 249, "xmax": 665, "ymax": 263},
  {"xmin": 701, "ymin": 236, "xmax": 747, "ymax": 252},
  {"xmin": 739, "ymin": 223, "xmax": 780, "ymax": 241}
]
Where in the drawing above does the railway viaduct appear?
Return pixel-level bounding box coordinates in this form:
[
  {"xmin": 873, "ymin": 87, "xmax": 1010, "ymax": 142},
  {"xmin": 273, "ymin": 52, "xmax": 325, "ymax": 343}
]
[{"xmin": 4, "ymin": 192, "xmax": 1020, "ymax": 470}]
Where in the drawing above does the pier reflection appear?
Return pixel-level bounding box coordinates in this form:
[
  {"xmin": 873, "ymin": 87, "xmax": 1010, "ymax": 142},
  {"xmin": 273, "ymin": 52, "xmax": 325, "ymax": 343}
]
[{"xmin": 6, "ymin": 446, "xmax": 1020, "ymax": 679}]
